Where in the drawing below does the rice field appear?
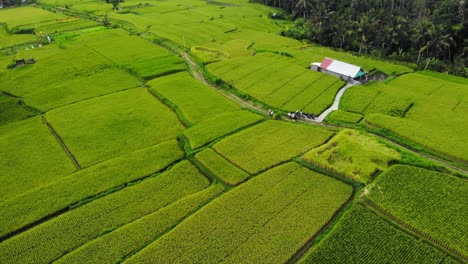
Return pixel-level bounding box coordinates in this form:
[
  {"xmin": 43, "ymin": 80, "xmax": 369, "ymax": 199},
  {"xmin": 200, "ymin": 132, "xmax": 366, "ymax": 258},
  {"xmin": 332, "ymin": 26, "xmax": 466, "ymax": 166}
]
[
  {"xmin": 303, "ymin": 129, "xmax": 401, "ymax": 184},
  {"xmin": 301, "ymin": 204, "xmax": 456, "ymax": 263},
  {"xmin": 365, "ymin": 165, "xmax": 468, "ymax": 257},
  {"xmin": 46, "ymin": 88, "xmax": 184, "ymax": 167},
  {"xmin": 213, "ymin": 120, "xmax": 334, "ymax": 174},
  {"xmin": 0, "ymin": 1, "xmax": 466, "ymax": 263},
  {"xmin": 124, "ymin": 162, "xmax": 352, "ymax": 264},
  {"xmin": 341, "ymin": 72, "xmax": 468, "ymax": 162},
  {"xmin": 208, "ymin": 53, "xmax": 345, "ymax": 114}
]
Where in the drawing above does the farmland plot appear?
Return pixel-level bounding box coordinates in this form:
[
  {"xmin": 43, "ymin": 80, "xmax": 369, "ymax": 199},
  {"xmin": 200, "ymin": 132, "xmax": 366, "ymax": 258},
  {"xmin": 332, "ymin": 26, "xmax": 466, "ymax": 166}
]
[
  {"xmin": 208, "ymin": 53, "xmax": 345, "ymax": 114},
  {"xmin": 46, "ymin": 88, "xmax": 184, "ymax": 167},
  {"xmin": 76, "ymin": 29, "xmax": 186, "ymax": 79},
  {"xmin": 0, "ymin": 94, "xmax": 36, "ymax": 126},
  {"xmin": 341, "ymin": 72, "xmax": 468, "ymax": 161},
  {"xmin": 0, "ymin": 26, "xmax": 35, "ymax": 49},
  {"xmin": 56, "ymin": 184, "xmax": 224, "ymax": 264},
  {"xmin": 213, "ymin": 120, "xmax": 334, "ymax": 174},
  {"xmin": 0, "ymin": 140, "xmax": 183, "ymax": 238},
  {"xmin": 0, "ymin": 6, "xmax": 65, "ymax": 29},
  {"xmin": 124, "ymin": 162, "xmax": 352, "ymax": 264},
  {"xmin": 195, "ymin": 148, "xmax": 250, "ymax": 186},
  {"xmin": 0, "ymin": 116, "xmax": 75, "ymax": 201},
  {"xmin": 301, "ymin": 205, "xmax": 455, "ymax": 263},
  {"xmin": 183, "ymin": 109, "xmax": 263, "ymax": 149},
  {"xmin": 303, "ymin": 129, "xmax": 400, "ymax": 184},
  {"xmin": 1, "ymin": 43, "xmax": 140, "ymax": 111},
  {"xmin": 0, "ymin": 161, "xmax": 211, "ymax": 264},
  {"xmin": 365, "ymin": 165, "xmax": 468, "ymax": 256},
  {"xmin": 147, "ymin": 72, "xmax": 240, "ymax": 124}
]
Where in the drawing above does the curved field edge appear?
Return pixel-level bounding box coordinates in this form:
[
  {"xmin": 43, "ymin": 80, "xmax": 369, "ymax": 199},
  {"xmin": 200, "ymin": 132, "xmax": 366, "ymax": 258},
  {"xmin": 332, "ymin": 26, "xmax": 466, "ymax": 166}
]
[{"xmin": 123, "ymin": 162, "xmax": 352, "ymax": 264}]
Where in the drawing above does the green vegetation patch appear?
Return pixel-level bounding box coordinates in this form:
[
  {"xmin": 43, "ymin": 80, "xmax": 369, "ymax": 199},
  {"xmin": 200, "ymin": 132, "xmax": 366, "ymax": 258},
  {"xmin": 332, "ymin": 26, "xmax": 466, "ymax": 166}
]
[
  {"xmin": 0, "ymin": 140, "xmax": 183, "ymax": 238},
  {"xmin": 0, "ymin": 94, "xmax": 36, "ymax": 126},
  {"xmin": 46, "ymin": 88, "xmax": 184, "ymax": 167},
  {"xmin": 56, "ymin": 184, "xmax": 224, "ymax": 264},
  {"xmin": 213, "ymin": 120, "xmax": 334, "ymax": 174},
  {"xmin": 342, "ymin": 73, "xmax": 468, "ymax": 161},
  {"xmin": 325, "ymin": 110, "xmax": 363, "ymax": 124},
  {"xmin": 0, "ymin": 161, "xmax": 210, "ymax": 264},
  {"xmin": 75, "ymin": 29, "xmax": 186, "ymax": 79},
  {"xmin": 365, "ymin": 165, "xmax": 468, "ymax": 256},
  {"xmin": 125, "ymin": 162, "xmax": 352, "ymax": 264},
  {"xmin": 191, "ymin": 46, "xmax": 230, "ymax": 63},
  {"xmin": 1, "ymin": 42, "xmax": 140, "ymax": 111},
  {"xmin": 303, "ymin": 129, "xmax": 400, "ymax": 184},
  {"xmin": 147, "ymin": 72, "xmax": 240, "ymax": 124},
  {"xmin": 0, "ymin": 116, "xmax": 76, "ymax": 201},
  {"xmin": 184, "ymin": 109, "xmax": 263, "ymax": 149},
  {"xmin": 301, "ymin": 204, "xmax": 455, "ymax": 264},
  {"xmin": 208, "ymin": 53, "xmax": 345, "ymax": 115},
  {"xmin": 0, "ymin": 25, "xmax": 35, "ymax": 49},
  {"xmin": 0, "ymin": 6, "xmax": 66, "ymax": 29},
  {"xmin": 195, "ymin": 148, "xmax": 250, "ymax": 185}
]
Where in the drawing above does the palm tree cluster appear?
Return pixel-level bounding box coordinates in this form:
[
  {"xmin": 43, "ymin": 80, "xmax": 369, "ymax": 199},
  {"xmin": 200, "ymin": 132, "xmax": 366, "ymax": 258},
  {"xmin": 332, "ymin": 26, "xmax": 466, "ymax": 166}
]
[{"xmin": 256, "ymin": 0, "xmax": 467, "ymax": 76}]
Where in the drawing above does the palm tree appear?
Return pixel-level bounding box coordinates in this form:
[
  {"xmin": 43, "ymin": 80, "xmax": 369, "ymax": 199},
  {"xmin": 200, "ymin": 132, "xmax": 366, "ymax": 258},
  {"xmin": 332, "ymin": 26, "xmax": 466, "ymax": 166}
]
[{"xmin": 294, "ymin": 0, "xmax": 312, "ymax": 19}]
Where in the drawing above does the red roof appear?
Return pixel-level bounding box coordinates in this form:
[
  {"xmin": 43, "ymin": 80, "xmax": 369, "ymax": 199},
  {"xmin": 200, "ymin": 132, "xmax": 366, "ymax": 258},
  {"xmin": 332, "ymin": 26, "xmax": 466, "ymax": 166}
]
[{"xmin": 320, "ymin": 58, "xmax": 333, "ymax": 69}]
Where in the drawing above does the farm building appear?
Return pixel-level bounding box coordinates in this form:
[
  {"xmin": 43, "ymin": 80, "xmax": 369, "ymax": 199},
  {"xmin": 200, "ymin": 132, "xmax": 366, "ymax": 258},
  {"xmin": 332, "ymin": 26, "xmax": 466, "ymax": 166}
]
[{"xmin": 311, "ymin": 58, "xmax": 367, "ymax": 82}]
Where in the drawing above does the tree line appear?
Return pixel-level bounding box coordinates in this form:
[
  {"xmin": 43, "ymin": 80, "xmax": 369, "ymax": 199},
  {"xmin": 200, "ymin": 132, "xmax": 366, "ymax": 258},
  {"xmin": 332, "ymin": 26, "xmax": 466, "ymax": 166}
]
[{"xmin": 254, "ymin": 0, "xmax": 467, "ymax": 76}]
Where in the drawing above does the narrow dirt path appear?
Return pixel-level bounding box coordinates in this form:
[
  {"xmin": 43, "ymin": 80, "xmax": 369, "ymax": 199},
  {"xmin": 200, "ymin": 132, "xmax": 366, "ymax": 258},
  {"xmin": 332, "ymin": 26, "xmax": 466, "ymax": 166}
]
[{"xmin": 180, "ymin": 52, "xmax": 267, "ymax": 114}]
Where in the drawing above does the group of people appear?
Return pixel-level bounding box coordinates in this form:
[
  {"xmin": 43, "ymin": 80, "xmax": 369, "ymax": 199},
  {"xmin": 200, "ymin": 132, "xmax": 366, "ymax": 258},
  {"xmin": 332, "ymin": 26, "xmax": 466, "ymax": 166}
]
[{"xmin": 287, "ymin": 110, "xmax": 315, "ymax": 120}]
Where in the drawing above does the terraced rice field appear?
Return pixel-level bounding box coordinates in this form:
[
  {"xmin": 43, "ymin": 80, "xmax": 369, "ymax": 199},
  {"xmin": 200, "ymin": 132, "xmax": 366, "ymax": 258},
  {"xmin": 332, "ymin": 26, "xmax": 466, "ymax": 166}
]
[
  {"xmin": 0, "ymin": 2, "xmax": 466, "ymax": 264},
  {"xmin": 303, "ymin": 129, "xmax": 401, "ymax": 184},
  {"xmin": 124, "ymin": 162, "xmax": 352, "ymax": 264},
  {"xmin": 365, "ymin": 165, "xmax": 468, "ymax": 257},
  {"xmin": 340, "ymin": 72, "xmax": 468, "ymax": 162},
  {"xmin": 208, "ymin": 53, "xmax": 345, "ymax": 114},
  {"xmin": 301, "ymin": 204, "xmax": 456, "ymax": 263},
  {"xmin": 213, "ymin": 121, "xmax": 334, "ymax": 174}
]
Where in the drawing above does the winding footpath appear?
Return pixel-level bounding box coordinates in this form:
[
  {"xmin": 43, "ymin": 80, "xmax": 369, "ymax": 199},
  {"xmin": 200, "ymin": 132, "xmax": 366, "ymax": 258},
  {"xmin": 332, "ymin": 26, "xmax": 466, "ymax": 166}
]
[{"xmin": 313, "ymin": 82, "xmax": 358, "ymax": 122}]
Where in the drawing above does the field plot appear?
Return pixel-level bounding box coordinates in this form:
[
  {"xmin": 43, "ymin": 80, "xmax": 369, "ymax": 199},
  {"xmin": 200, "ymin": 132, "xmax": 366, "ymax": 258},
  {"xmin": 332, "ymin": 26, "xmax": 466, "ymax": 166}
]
[
  {"xmin": 56, "ymin": 184, "xmax": 224, "ymax": 264},
  {"xmin": 107, "ymin": 0, "xmax": 282, "ymax": 48},
  {"xmin": 1, "ymin": 41, "xmax": 140, "ymax": 111},
  {"xmin": 195, "ymin": 148, "xmax": 250, "ymax": 185},
  {"xmin": 213, "ymin": 120, "xmax": 334, "ymax": 174},
  {"xmin": 0, "ymin": 140, "xmax": 183, "ymax": 238},
  {"xmin": 0, "ymin": 26, "xmax": 35, "ymax": 49},
  {"xmin": 0, "ymin": 6, "xmax": 65, "ymax": 29},
  {"xmin": 325, "ymin": 110, "xmax": 363, "ymax": 124},
  {"xmin": 76, "ymin": 29, "xmax": 186, "ymax": 80},
  {"xmin": 147, "ymin": 72, "xmax": 240, "ymax": 124},
  {"xmin": 46, "ymin": 88, "xmax": 184, "ymax": 167},
  {"xmin": 301, "ymin": 205, "xmax": 455, "ymax": 263},
  {"xmin": 0, "ymin": 161, "xmax": 211, "ymax": 264},
  {"xmin": 208, "ymin": 53, "xmax": 345, "ymax": 114},
  {"xmin": 0, "ymin": 94, "xmax": 36, "ymax": 126},
  {"xmin": 0, "ymin": 116, "xmax": 75, "ymax": 201},
  {"xmin": 303, "ymin": 129, "xmax": 400, "ymax": 184},
  {"xmin": 183, "ymin": 109, "xmax": 263, "ymax": 149},
  {"xmin": 124, "ymin": 162, "xmax": 352, "ymax": 264},
  {"xmin": 341, "ymin": 72, "xmax": 468, "ymax": 161},
  {"xmin": 14, "ymin": 17, "xmax": 99, "ymax": 33},
  {"xmin": 365, "ymin": 165, "xmax": 468, "ymax": 256}
]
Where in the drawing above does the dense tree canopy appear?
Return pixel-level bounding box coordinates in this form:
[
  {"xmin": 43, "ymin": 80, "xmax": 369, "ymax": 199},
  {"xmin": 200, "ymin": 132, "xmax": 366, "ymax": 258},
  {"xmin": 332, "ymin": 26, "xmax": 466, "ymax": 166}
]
[{"xmin": 257, "ymin": 0, "xmax": 467, "ymax": 76}]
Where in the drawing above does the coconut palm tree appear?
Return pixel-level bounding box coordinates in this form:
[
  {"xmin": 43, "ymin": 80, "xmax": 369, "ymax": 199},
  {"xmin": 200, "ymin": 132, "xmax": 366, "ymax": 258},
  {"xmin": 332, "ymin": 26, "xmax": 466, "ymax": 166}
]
[{"xmin": 294, "ymin": 0, "xmax": 312, "ymax": 19}]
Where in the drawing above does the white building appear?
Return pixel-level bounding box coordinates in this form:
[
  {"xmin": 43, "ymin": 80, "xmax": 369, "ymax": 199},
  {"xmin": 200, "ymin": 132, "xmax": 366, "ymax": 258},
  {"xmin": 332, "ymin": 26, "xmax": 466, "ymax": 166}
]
[{"xmin": 311, "ymin": 58, "xmax": 367, "ymax": 82}]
